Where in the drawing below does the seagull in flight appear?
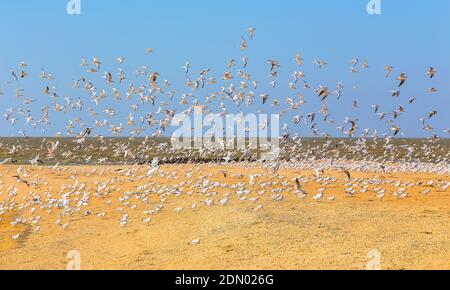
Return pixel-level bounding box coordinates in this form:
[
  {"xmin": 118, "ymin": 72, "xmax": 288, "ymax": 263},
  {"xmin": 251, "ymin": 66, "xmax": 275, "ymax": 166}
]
[
  {"xmin": 426, "ymin": 67, "xmax": 436, "ymax": 79},
  {"xmin": 247, "ymin": 27, "xmax": 256, "ymax": 39},
  {"xmin": 397, "ymin": 73, "xmax": 408, "ymax": 87}
]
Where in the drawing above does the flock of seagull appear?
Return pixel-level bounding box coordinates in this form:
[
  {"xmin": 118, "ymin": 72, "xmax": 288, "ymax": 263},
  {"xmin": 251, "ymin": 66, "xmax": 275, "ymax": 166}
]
[
  {"xmin": 1, "ymin": 27, "xmax": 447, "ymax": 140},
  {"xmin": 0, "ymin": 157, "xmax": 449, "ymax": 244},
  {"xmin": 0, "ymin": 28, "xmax": 449, "ymax": 244}
]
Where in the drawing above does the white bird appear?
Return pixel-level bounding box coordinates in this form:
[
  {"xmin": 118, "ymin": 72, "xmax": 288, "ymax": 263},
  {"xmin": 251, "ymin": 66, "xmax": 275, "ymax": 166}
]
[
  {"xmin": 190, "ymin": 238, "xmax": 200, "ymax": 245},
  {"xmin": 247, "ymin": 27, "xmax": 256, "ymax": 39},
  {"xmin": 312, "ymin": 190, "xmax": 324, "ymax": 201}
]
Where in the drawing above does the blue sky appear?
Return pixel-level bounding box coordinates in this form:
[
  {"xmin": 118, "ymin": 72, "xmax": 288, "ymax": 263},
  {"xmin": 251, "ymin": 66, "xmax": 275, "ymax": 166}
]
[{"xmin": 0, "ymin": 0, "xmax": 449, "ymax": 137}]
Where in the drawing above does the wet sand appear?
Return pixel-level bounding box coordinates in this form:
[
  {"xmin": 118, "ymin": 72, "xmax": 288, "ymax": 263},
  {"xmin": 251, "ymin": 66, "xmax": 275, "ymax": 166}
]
[{"xmin": 0, "ymin": 164, "xmax": 449, "ymax": 270}]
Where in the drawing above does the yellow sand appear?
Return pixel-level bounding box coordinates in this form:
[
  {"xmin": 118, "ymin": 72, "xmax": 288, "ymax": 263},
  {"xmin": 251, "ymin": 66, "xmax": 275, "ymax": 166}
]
[{"xmin": 0, "ymin": 164, "xmax": 449, "ymax": 270}]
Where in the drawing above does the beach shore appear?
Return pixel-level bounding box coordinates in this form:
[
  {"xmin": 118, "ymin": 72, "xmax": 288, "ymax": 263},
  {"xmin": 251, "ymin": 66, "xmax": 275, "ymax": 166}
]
[{"xmin": 0, "ymin": 163, "xmax": 449, "ymax": 270}]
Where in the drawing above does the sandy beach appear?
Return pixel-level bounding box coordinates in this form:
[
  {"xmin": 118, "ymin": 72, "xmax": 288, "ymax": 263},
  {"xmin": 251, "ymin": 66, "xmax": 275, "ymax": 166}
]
[{"xmin": 0, "ymin": 163, "xmax": 449, "ymax": 270}]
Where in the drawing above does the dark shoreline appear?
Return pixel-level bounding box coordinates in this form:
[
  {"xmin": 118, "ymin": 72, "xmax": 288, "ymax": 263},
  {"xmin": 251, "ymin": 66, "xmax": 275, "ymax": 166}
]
[{"xmin": 1, "ymin": 137, "xmax": 449, "ymax": 166}]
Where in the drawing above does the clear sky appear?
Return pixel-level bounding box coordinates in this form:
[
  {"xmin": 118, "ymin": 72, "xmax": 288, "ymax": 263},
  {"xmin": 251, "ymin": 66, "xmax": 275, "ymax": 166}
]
[{"xmin": 0, "ymin": 0, "xmax": 449, "ymax": 138}]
